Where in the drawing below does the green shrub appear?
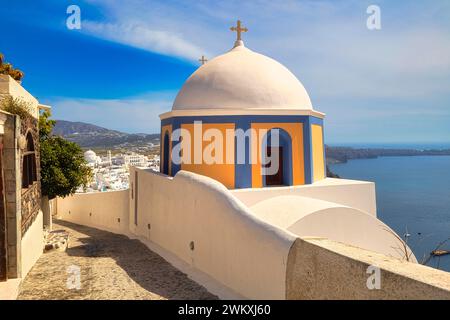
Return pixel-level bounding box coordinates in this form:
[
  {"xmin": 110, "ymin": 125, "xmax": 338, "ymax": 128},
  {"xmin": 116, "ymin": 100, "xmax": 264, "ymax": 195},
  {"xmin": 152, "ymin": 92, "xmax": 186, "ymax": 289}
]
[
  {"xmin": 0, "ymin": 96, "xmax": 33, "ymax": 120},
  {"xmin": 40, "ymin": 111, "xmax": 93, "ymax": 199}
]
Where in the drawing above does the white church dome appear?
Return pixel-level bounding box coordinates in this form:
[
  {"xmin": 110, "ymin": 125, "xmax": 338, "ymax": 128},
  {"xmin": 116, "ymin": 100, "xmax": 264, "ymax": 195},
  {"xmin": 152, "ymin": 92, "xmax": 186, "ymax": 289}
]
[
  {"xmin": 84, "ymin": 150, "xmax": 97, "ymax": 163},
  {"xmin": 172, "ymin": 42, "xmax": 313, "ymax": 111}
]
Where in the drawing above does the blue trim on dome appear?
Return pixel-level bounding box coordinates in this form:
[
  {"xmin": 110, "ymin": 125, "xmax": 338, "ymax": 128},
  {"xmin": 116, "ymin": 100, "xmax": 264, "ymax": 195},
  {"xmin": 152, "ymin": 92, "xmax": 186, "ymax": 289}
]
[
  {"xmin": 160, "ymin": 114, "xmax": 323, "ymax": 188},
  {"xmin": 235, "ymin": 118, "xmax": 252, "ymax": 188},
  {"xmin": 304, "ymin": 117, "xmax": 312, "ymax": 184},
  {"xmin": 163, "ymin": 114, "xmax": 314, "ymax": 124},
  {"xmin": 171, "ymin": 117, "xmax": 182, "ymax": 175}
]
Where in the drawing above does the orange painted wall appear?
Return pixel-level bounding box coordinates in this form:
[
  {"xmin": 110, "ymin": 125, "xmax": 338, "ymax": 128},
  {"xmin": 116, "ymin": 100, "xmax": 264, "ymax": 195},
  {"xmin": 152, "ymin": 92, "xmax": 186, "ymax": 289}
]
[
  {"xmin": 180, "ymin": 123, "xmax": 235, "ymax": 189},
  {"xmin": 160, "ymin": 125, "xmax": 172, "ymax": 175},
  {"xmin": 312, "ymin": 124, "xmax": 325, "ymax": 182},
  {"xmin": 251, "ymin": 123, "xmax": 304, "ymax": 188}
]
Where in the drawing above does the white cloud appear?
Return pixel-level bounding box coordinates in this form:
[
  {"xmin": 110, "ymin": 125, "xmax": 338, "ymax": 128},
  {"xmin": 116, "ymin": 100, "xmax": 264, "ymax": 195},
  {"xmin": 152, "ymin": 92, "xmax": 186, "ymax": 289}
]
[
  {"xmin": 81, "ymin": 0, "xmax": 450, "ymax": 100},
  {"xmin": 61, "ymin": 0, "xmax": 450, "ymax": 142},
  {"xmin": 48, "ymin": 92, "xmax": 175, "ymax": 133},
  {"xmin": 82, "ymin": 21, "xmax": 205, "ymax": 61}
]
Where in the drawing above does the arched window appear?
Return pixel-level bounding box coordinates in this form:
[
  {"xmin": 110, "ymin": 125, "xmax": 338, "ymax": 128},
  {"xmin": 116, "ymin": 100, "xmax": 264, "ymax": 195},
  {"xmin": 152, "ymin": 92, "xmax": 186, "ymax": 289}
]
[
  {"xmin": 261, "ymin": 128, "xmax": 293, "ymax": 187},
  {"xmin": 22, "ymin": 132, "xmax": 37, "ymax": 189}
]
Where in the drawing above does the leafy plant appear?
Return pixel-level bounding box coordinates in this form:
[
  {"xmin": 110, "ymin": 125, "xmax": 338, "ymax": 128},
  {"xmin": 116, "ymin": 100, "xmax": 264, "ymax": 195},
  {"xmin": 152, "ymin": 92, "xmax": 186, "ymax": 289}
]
[
  {"xmin": 0, "ymin": 96, "xmax": 33, "ymax": 120},
  {"xmin": 40, "ymin": 111, "xmax": 93, "ymax": 199},
  {"xmin": 0, "ymin": 53, "xmax": 24, "ymax": 81},
  {"xmin": 39, "ymin": 110, "xmax": 56, "ymax": 140}
]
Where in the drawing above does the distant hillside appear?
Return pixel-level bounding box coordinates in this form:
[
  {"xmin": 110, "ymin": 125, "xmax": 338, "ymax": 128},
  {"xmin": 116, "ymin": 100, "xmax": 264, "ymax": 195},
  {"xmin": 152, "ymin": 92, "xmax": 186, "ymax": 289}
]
[
  {"xmin": 53, "ymin": 120, "xmax": 159, "ymax": 149},
  {"xmin": 326, "ymin": 145, "xmax": 450, "ymax": 164},
  {"xmin": 52, "ymin": 120, "xmax": 450, "ymax": 161},
  {"xmin": 53, "ymin": 120, "xmax": 124, "ymax": 136}
]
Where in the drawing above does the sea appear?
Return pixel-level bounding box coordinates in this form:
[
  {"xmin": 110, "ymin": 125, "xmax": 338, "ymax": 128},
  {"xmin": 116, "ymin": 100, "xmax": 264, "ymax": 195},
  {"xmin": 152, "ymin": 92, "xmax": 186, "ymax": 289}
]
[{"xmin": 329, "ymin": 144, "xmax": 450, "ymax": 272}]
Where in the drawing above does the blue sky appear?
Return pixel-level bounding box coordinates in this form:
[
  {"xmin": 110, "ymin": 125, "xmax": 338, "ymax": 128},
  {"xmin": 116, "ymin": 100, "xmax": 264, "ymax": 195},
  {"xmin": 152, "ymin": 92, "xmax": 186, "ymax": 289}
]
[{"xmin": 1, "ymin": 0, "xmax": 449, "ymax": 144}]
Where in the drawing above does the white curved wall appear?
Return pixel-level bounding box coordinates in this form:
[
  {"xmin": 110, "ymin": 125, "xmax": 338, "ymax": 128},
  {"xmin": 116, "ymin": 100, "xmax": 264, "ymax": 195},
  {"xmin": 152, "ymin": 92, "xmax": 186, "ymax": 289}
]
[
  {"xmin": 289, "ymin": 207, "xmax": 417, "ymax": 262},
  {"xmin": 57, "ymin": 171, "xmax": 296, "ymax": 299},
  {"xmin": 250, "ymin": 195, "xmax": 416, "ymax": 262},
  {"xmin": 232, "ymin": 178, "xmax": 377, "ymax": 217},
  {"xmin": 128, "ymin": 169, "xmax": 296, "ymax": 299},
  {"xmin": 55, "ymin": 171, "xmax": 450, "ymax": 300}
]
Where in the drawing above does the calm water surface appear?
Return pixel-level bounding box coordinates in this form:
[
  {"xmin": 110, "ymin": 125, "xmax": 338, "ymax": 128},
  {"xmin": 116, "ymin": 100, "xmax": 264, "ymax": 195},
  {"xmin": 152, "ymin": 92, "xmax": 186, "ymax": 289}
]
[{"xmin": 330, "ymin": 156, "xmax": 450, "ymax": 272}]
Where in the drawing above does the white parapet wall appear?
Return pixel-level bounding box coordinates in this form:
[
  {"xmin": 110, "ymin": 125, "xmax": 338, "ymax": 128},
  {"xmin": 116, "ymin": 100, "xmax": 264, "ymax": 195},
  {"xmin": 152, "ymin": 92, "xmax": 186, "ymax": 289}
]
[
  {"xmin": 127, "ymin": 169, "xmax": 296, "ymax": 299},
  {"xmin": 0, "ymin": 74, "xmax": 40, "ymax": 119},
  {"xmin": 57, "ymin": 190, "xmax": 130, "ymax": 235},
  {"xmin": 231, "ymin": 178, "xmax": 377, "ymax": 217},
  {"xmin": 248, "ymin": 195, "xmax": 416, "ymax": 261},
  {"xmin": 57, "ymin": 174, "xmax": 296, "ymax": 299},
  {"xmin": 56, "ymin": 170, "xmax": 450, "ymax": 300},
  {"xmin": 21, "ymin": 210, "xmax": 44, "ymax": 279}
]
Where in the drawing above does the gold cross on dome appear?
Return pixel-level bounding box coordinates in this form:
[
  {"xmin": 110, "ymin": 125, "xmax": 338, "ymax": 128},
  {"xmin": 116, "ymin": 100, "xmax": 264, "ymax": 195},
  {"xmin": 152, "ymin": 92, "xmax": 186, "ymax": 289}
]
[
  {"xmin": 230, "ymin": 20, "xmax": 248, "ymax": 41},
  {"xmin": 199, "ymin": 55, "xmax": 208, "ymax": 65}
]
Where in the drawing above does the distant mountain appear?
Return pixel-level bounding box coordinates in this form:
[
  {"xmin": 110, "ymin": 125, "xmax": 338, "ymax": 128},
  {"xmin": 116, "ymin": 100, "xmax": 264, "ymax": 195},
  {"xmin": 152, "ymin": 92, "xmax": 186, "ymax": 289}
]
[
  {"xmin": 53, "ymin": 120, "xmax": 450, "ymax": 160},
  {"xmin": 52, "ymin": 120, "xmax": 124, "ymax": 136},
  {"xmin": 53, "ymin": 120, "xmax": 159, "ymax": 149},
  {"xmin": 326, "ymin": 145, "xmax": 450, "ymax": 164}
]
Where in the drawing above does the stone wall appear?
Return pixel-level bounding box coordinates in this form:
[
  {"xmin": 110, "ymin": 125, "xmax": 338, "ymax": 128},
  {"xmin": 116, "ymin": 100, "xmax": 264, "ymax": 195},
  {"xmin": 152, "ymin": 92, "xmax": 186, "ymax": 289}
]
[
  {"xmin": 0, "ymin": 134, "xmax": 6, "ymax": 281},
  {"xmin": 286, "ymin": 237, "xmax": 450, "ymax": 299},
  {"xmin": 20, "ymin": 115, "xmax": 41, "ymax": 235},
  {"xmin": 1, "ymin": 110, "xmax": 43, "ymax": 280},
  {"xmin": 3, "ymin": 113, "xmax": 21, "ymax": 278},
  {"xmin": 1, "ymin": 74, "xmax": 44, "ymax": 281}
]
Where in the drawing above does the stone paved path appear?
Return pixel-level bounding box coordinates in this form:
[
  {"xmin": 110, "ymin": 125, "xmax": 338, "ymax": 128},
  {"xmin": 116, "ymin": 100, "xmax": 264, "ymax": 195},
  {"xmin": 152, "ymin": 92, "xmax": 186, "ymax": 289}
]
[{"xmin": 18, "ymin": 220, "xmax": 217, "ymax": 300}]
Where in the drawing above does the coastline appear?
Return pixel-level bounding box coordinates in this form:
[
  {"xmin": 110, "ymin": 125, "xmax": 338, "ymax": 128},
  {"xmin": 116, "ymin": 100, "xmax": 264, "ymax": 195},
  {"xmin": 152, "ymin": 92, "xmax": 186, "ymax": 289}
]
[
  {"xmin": 329, "ymin": 155, "xmax": 450, "ymax": 272},
  {"xmin": 326, "ymin": 146, "xmax": 450, "ymax": 164}
]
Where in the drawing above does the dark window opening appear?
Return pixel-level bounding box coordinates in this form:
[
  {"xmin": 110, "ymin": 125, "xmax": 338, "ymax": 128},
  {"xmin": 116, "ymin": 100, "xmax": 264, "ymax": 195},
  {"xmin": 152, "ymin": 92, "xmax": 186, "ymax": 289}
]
[
  {"xmin": 264, "ymin": 146, "xmax": 284, "ymax": 186},
  {"xmin": 22, "ymin": 132, "xmax": 37, "ymax": 189},
  {"xmin": 162, "ymin": 132, "xmax": 170, "ymax": 175},
  {"xmin": 262, "ymin": 128, "xmax": 293, "ymax": 187}
]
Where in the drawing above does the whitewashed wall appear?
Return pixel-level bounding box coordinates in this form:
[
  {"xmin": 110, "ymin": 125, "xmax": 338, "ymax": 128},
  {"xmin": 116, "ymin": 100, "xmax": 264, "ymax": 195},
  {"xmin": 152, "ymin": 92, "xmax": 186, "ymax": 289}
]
[
  {"xmin": 20, "ymin": 211, "xmax": 44, "ymax": 278},
  {"xmin": 231, "ymin": 178, "xmax": 377, "ymax": 217},
  {"xmin": 56, "ymin": 171, "xmax": 450, "ymax": 300},
  {"xmin": 249, "ymin": 195, "xmax": 416, "ymax": 261},
  {"xmin": 57, "ymin": 174, "xmax": 295, "ymax": 299},
  {"xmin": 57, "ymin": 190, "xmax": 129, "ymax": 235},
  {"xmin": 0, "ymin": 75, "xmax": 40, "ymax": 118},
  {"xmin": 128, "ymin": 169, "xmax": 296, "ymax": 299}
]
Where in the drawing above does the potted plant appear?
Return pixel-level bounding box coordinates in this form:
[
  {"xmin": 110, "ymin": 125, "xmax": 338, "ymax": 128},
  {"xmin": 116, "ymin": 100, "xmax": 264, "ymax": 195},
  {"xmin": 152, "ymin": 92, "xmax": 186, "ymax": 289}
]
[{"xmin": 0, "ymin": 53, "xmax": 25, "ymax": 83}]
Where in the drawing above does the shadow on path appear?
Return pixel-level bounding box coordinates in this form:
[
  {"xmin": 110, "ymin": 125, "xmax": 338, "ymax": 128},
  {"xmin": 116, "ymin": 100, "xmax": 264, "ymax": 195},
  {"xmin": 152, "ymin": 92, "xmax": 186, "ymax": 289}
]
[{"xmin": 18, "ymin": 219, "xmax": 217, "ymax": 300}]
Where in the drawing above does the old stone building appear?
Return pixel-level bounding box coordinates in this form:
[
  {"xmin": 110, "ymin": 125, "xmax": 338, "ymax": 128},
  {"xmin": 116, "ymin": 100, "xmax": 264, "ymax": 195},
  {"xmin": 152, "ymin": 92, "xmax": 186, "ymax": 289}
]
[{"xmin": 0, "ymin": 74, "xmax": 50, "ymax": 298}]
